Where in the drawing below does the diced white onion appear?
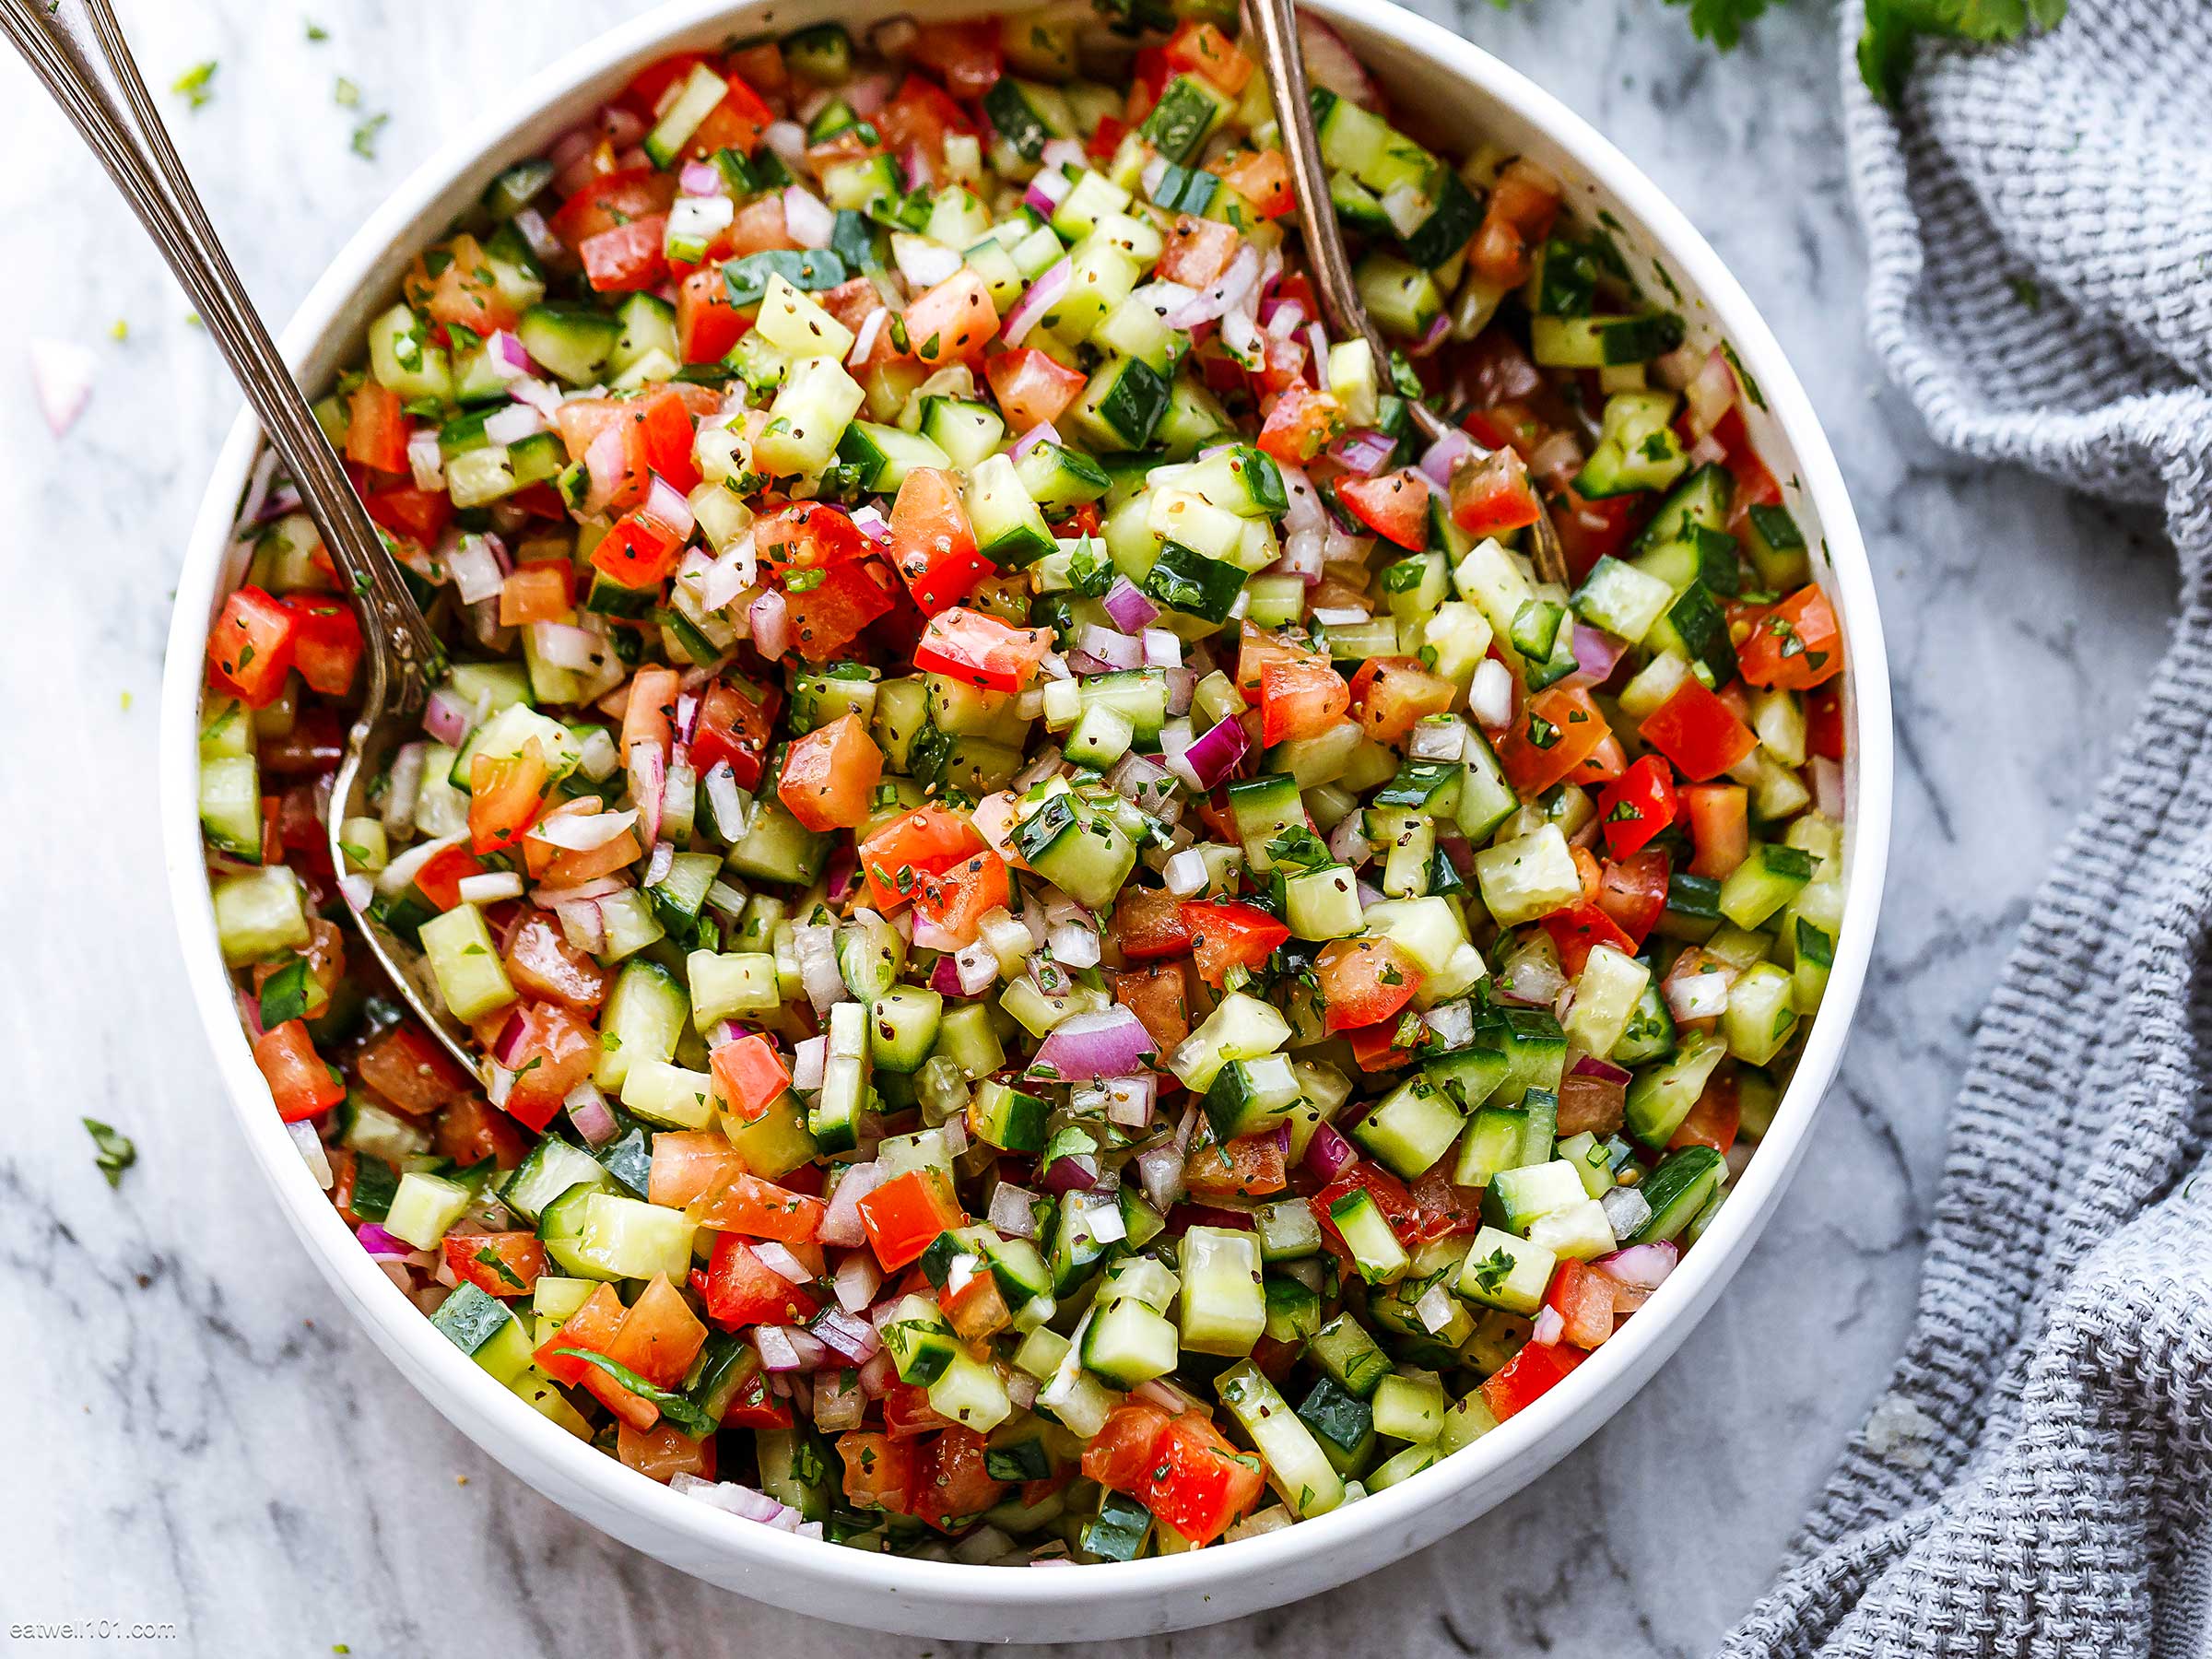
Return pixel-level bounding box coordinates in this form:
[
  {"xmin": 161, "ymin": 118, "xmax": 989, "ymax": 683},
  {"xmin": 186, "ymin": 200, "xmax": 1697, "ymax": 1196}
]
[
  {"xmin": 406, "ymin": 429, "xmax": 445, "ymax": 490},
  {"xmin": 794, "ymin": 924, "xmax": 847, "ymax": 1015},
  {"xmin": 1469, "ymin": 658, "xmax": 1515, "ymax": 729},
  {"xmin": 1409, "ymin": 717, "xmax": 1467, "ymax": 761},
  {"xmin": 1163, "ymin": 848, "xmax": 1210, "ymax": 896},
  {"xmin": 1048, "ymin": 921, "xmax": 1100, "ymax": 970},
  {"xmin": 793, "ymin": 1034, "xmax": 828, "ymax": 1092},
  {"xmin": 456, "ymin": 872, "xmax": 524, "ymax": 904},
  {"xmin": 288, "ymin": 1121, "xmax": 333, "ymax": 1188}
]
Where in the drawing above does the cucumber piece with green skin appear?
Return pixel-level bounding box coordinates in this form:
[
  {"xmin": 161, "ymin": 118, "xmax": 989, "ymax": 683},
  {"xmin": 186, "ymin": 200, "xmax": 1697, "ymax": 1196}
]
[
  {"xmin": 645, "ymin": 62, "xmax": 735, "ymax": 168},
  {"xmin": 969, "ymin": 1078, "xmax": 1049, "ymax": 1153},
  {"xmin": 982, "ymin": 78, "xmax": 1075, "ymax": 160},
  {"xmin": 782, "ymin": 22, "xmax": 853, "ymax": 86},
  {"xmin": 918, "ymin": 395, "xmax": 1006, "ymax": 469},
  {"xmin": 1654, "ymin": 580, "xmax": 1737, "ymax": 686},
  {"xmin": 1152, "ymin": 161, "xmax": 1221, "ymax": 216},
  {"xmin": 1329, "ymin": 170, "xmax": 1392, "ymax": 237},
  {"xmin": 1178, "ymin": 1225, "xmax": 1266, "ymax": 1356},
  {"xmin": 1355, "ymin": 253, "xmax": 1441, "ymax": 340},
  {"xmin": 1172, "ymin": 443, "xmax": 1289, "ymax": 518},
  {"xmin": 517, "ymin": 304, "xmax": 621, "ymax": 386},
  {"xmin": 1624, "ymin": 1030, "xmax": 1729, "ymax": 1147},
  {"xmin": 1152, "ymin": 377, "xmax": 1238, "ymax": 460},
  {"xmin": 429, "ymin": 1283, "xmax": 535, "ymax": 1382},
  {"xmin": 1575, "ymin": 391, "xmax": 1690, "ymax": 499},
  {"xmin": 1306, "ymin": 1312, "xmax": 1392, "ymax": 1399},
  {"xmin": 868, "ymin": 984, "xmax": 943, "ymax": 1073},
  {"xmin": 1352, "ymin": 1077, "xmax": 1467, "ymax": 1179},
  {"xmin": 726, "ymin": 799, "xmax": 832, "ymax": 887},
  {"xmin": 1630, "ymin": 1145, "xmax": 1726, "ymax": 1244},
  {"xmin": 836, "ymin": 420, "xmax": 951, "ymax": 491},
  {"xmin": 1078, "ymin": 670, "xmax": 1169, "ymax": 740},
  {"xmin": 1401, "ymin": 168, "xmax": 1484, "ymax": 268},
  {"xmin": 1283, "ymin": 863, "xmax": 1364, "ymax": 939},
  {"xmin": 967, "ymin": 452, "xmax": 1057, "ymax": 571},
  {"xmin": 1083, "ymin": 1297, "xmax": 1181, "ymax": 1386},
  {"xmin": 1330, "ymin": 1188, "xmax": 1410, "ymax": 1285},
  {"xmin": 1014, "ymin": 441, "xmax": 1112, "ymax": 511},
  {"xmin": 1531, "ymin": 312, "xmax": 1688, "ymax": 370},
  {"xmin": 1068, "ymin": 356, "xmax": 1170, "ymax": 451},
  {"xmin": 1456, "ymin": 1224, "xmax": 1556, "ymax": 1315},
  {"xmin": 1717, "ymin": 842, "xmax": 1818, "ymax": 930},
  {"xmin": 1478, "ymin": 1159, "xmax": 1587, "ymax": 1234},
  {"xmin": 1744, "ymin": 500, "xmax": 1812, "ymax": 588},
  {"xmin": 1009, "ymin": 793, "xmax": 1136, "ymax": 911},
  {"xmin": 1142, "ymin": 538, "xmax": 1246, "ymax": 623},
  {"xmin": 1635, "ymin": 462, "xmax": 1735, "ymax": 549},
  {"xmin": 1138, "ymin": 75, "xmax": 1231, "ymax": 164},
  {"xmin": 1205, "ymin": 1055, "xmax": 1302, "ymax": 1142}
]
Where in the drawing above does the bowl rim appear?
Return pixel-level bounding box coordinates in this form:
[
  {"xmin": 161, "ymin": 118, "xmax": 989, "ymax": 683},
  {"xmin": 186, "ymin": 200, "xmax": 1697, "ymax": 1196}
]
[{"xmin": 159, "ymin": 0, "xmax": 1893, "ymax": 1618}]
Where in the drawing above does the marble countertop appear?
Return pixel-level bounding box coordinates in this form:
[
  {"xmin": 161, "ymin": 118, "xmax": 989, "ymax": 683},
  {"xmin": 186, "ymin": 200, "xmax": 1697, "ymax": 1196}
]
[{"xmin": 0, "ymin": 0, "xmax": 2177, "ymax": 1653}]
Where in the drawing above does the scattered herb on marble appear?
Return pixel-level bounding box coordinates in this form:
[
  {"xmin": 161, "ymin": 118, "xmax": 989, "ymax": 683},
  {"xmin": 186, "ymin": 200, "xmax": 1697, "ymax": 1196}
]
[
  {"xmin": 2010, "ymin": 276, "xmax": 2043, "ymax": 310},
  {"xmin": 350, "ymin": 112, "xmax": 388, "ymax": 159},
  {"xmin": 171, "ymin": 61, "xmax": 218, "ymax": 110},
  {"xmin": 306, "ymin": 18, "xmax": 329, "ymax": 41},
  {"xmin": 84, "ymin": 1118, "xmax": 135, "ymax": 1187},
  {"xmin": 109, "ymin": 319, "xmax": 128, "ymax": 341},
  {"xmin": 334, "ymin": 76, "xmax": 360, "ymax": 108}
]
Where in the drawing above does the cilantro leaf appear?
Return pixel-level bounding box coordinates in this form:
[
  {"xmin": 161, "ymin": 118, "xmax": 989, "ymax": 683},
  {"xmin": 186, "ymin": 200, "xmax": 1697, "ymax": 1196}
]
[
  {"xmin": 84, "ymin": 1118, "xmax": 137, "ymax": 1188},
  {"xmin": 258, "ymin": 956, "xmax": 314, "ymax": 1029},
  {"xmin": 553, "ymin": 1348, "xmax": 717, "ymax": 1439},
  {"xmin": 1857, "ymin": 0, "xmax": 2066, "ymax": 105}
]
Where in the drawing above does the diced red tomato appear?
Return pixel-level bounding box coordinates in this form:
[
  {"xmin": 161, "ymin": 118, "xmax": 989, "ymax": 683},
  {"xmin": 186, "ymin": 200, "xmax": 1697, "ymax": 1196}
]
[
  {"xmin": 1737, "ymin": 585, "xmax": 1844, "ymax": 691},
  {"xmin": 1449, "ymin": 445, "xmax": 1545, "ymax": 540},
  {"xmin": 1478, "ymin": 1332, "xmax": 1584, "ymax": 1420},
  {"xmin": 983, "ymin": 348, "xmax": 1088, "ymax": 434},
  {"xmin": 1594, "ymin": 847, "xmax": 1670, "ymax": 947},
  {"xmin": 1681, "ymin": 782, "xmax": 1750, "ymax": 878},
  {"xmin": 1597, "ymin": 754, "xmax": 1678, "ymax": 859},
  {"xmin": 648, "ymin": 1130, "xmax": 747, "ymax": 1209},
  {"xmin": 1083, "ymin": 1402, "xmax": 1178, "ymax": 1494},
  {"xmin": 1469, "ymin": 159, "xmax": 1560, "ymax": 288},
  {"xmin": 1110, "ymin": 963, "xmax": 1191, "ymax": 1054},
  {"xmin": 467, "ymin": 740, "xmax": 550, "ymax": 857},
  {"xmin": 536, "ymin": 1284, "xmax": 659, "ymax": 1429},
  {"xmin": 912, "ymin": 1427, "xmax": 1010, "ymax": 1532},
  {"xmin": 1184, "ymin": 1128, "xmax": 1288, "ymax": 1198},
  {"xmin": 676, "ymin": 266, "xmax": 748, "ymax": 363},
  {"xmin": 606, "ymin": 1273, "xmax": 709, "ymax": 1391},
  {"xmin": 1113, "ymin": 887, "xmax": 1196, "ymax": 961},
  {"xmin": 1333, "ymin": 469, "xmax": 1431, "ymax": 551},
  {"xmin": 493, "ymin": 1000, "xmax": 598, "ymax": 1132},
  {"xmin": 548, "ymin": 168, "xmax": 677, "ymax": 248},
  {"xmin": 1549, "ymin": 485, "xmax": 1642, "ymax": 581},
  {"xmin": 355, "ymin": 1022, "xmax": 473, "ymax": 1116},
  {"xmin": 1218, "ymin": 148, "xmax": 1293, "ymax": 218},
  {"xmin": 856, "ymin": 805, "xmax": 985, "ymax": 912},
  {"xmin": 689, "ymin": 677, "xmax": 779, "ymax": 791},
  {"xmin": 1157, "ymin": 215, "xmax": 1240, "ymax": 288},
  {"xmin": 1348, "ymin": 655, "xmax": 1457, "ymax": 743},
  {"xmin": 909, "ymin": 18, "xmax": 1002, "ymax": 98},
  {"xmin": 617, "ymin": 52, "xmax": 710, "ymax": 119},
  {"xmin": 364, "ymin": 484, "xmax": 453, "ymax": 547},
  {"xmin": 1145, "ymin": 1414, "xmax": 1265, "ymax": 1545},
  {"xmin": 1669, "ymin": 1069, "xmax": 1740, "ymax": 1154},
  {"xmin": 275, "ymin": 594, "xmax": 364, "ymax": 697},
  {"xmin": 888, "ymin": 468, "xmax": 992, "ymax": 616},
  {"xmin": 1641, "ymin": 678, "xmax": 1759, "ymax": 782},
  {"xmin": 779, "ymin": 712, "xmax": 883, "ymax": 832},
  {"xmin": 913, "ymin": 606, "xmax": 1053, "ymax": 691},
  {"xmin": 1182, "ymin": 900, "xmax": 1290, "ymax": 988},
  {"xmin": 497, "ymin": 561, "xmax": 575, "ymax": 629},
  {"xmin": 709, "ymin": 1031, "xmax": 791, "ymax": 1124},
  {"xmin": 1494, "ymin": 686, "xmax": 1614, "ymax": 797},
  {"xmin": 1806, "ymin": 683, "xmax": 1844, "ymax": 760},
  {"xmin": 683, "ymin": 73, "xmax": 775, "ymax": 161},
  {"xmin": 1543, "ymin": 1259, "xmax": 1618, "ymax": 1349},
  {"xmin": 344, "ymin": 379, "xmax": 410, "ymax": 475},
  {"xmin": 688, "ymin": 1171, "xmax": 828, "ymax": 1242},
  {"xmin": 1164, "ymin": 19, "xmax": 1253, "ymax": 93},
  {"xmin": 618, "ymin": 1419, "xmax": 714, "ymax": 1484},
  {"xmin": 1314, "ymin": 935, "xmax": 1423, "ymax": 1034},
  {"xmin": 1258, "ymin": 653, "xmax": 1350, "ymax": 745},
  {"xmin": 855, "ymin": 1167, "xmax": 968, "ymax": 1271},
  {"xmin": 911, "ymin": 848, "xmax": 1010, "ymax": 953},
  {"xmin": 756, "ymin": 501, "xmax": 866, "ymax": 574},
  {"xmin": 784, "ymin": 559, "xmax": 897, "ymax": 662},
  {"xmin": 695, "ymin": 1234, "xmax": 821, "ymax": 1328},
  {"xmin": 839, "ymin": 1430, "xmax": 917, "ymax": 1513},
  {"xmin": 1256, "ymin": 382, "xmax": 1345, "ymax": 465},
  {"xmin": 442, "ymin": 1231, "xmax": 546, "ymax": 1299},
  {"xmin": 206, "ymin": 585, "xmax": 298, "ymax": 708},
  {"xmin": 876, "ymin": 74, "xmax": 973, "ymax": 168},
  {"xmin": 903, "ymin": 269, "xmax": 999, "ymax": 366},
  {"xmin": 253, "ymin": 1019, "xmax": 344, "ymax": 1122},
  {"xmin": 1541, "ymin": 902, "xmax": 1637, "ymax": 978}
]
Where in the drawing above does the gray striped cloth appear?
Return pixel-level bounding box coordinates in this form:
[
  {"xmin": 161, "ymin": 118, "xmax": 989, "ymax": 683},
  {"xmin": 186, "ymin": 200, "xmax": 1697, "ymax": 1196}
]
[{"xmin": 1720, "ymin": 2, "xmax": 2212, "ymax": 1654}]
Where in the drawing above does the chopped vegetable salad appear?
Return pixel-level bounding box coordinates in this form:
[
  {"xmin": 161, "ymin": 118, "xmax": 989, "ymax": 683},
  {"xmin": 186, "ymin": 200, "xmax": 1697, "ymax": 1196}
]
[{"xmin": 196, "ymin": 2, "xmax": 1849, "ymax": 1563}]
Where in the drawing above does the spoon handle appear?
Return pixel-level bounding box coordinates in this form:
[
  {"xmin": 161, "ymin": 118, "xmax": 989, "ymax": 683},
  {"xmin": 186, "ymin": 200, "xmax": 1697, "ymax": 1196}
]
[
  {"xmin": 3, "ymin": 0, "xmax": 441, "ymax": 702},
  {"xmin": 1244, "ymin": 0, "xmax": 1571, "ymax": 583}
]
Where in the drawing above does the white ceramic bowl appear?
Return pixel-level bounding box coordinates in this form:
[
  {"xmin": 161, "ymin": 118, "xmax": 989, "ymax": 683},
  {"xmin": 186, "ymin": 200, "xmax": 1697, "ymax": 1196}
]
[{"xmin": 160, "ymin": 0, "xmax": 1892, "ymax": 1638}]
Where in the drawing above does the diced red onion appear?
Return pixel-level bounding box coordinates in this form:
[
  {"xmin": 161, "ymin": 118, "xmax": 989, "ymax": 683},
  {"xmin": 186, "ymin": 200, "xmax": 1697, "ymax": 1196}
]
[
  {"xmin": 1812, "ymin": 756, "xmax": 1845, "ymax": 820},
  {"xmin": 529, "ymin": 620, "xmax": 602, "ymax": 673},
  {"xmin": 1532, "ymin": 1305, "xmax": 1566, "ymax": 1347},
  {"xmin": 1305, "ymin": 1122, "xmax": 1357, "ymax": 1181},
  {"xmin": 1039, "ymin": 136, "xmax": 1087, "ymax": 174},
  {"xmin": 1139, "ymin": 629, "xmax": 1181, "ymax": 669},
  {"xmin": 406, "ymin": 428, "xmax": 445, "ymax": 490},
  {"xmin": 1571, "ymin": 1053, "xmax": 1634, "ymax": 1087},
  {"xmin": 811, "ymin": 1308, "xmax": 882, "ymax": 1364},
  {"xmin": 847, "ymin": 307, "xmax": 888, "ymax": 367},
  {"xmin": 583, "ymin": 426, "xmax": 628, "ymax": 514},
  {"xmin": 858, "ymin": 1349, "xmax": 896, "ymax": 1398},
  {"xmin": 749, "ymin": 589, "xmax": 790, "ymax": 661},
  {"xmin": 420, "ymin": 685, "xmax": 479, "ymax": 748},
  {"xmin": 1566, "ymin": 624, "xmax": 1630, "ymax": 689},
  {"xmin": 1687, "ymin": 432, "xmax": 1728, "ymax": 468},
  {"xmin": 793, "ymin": 1035, "xmax": 827, "ymax": 1093},
  {"xmin": 672, "ymin": 1475, "xmax": 803, "ymax": 1530},
  {"xmin": 818, "ymin": 1159, "xmax": 884, "ymax": 1248},
  {"xmin": 1665, "ymin": 971, "xmax": 1731, "ymax": 1021},
  {"xmin": 1530, "ymin": 429, "xmax": 1584, "ymax": 487},
  {"xmin": 644, "ymin": 473, "xmax": 695, "ymax": 541},
  {"xmin": 1010, "ymin": 420, "xmax": 1062, "ymax": 465},
  {"xmin": 894, "ymin": 233, "xmax": 963, "ymax": 291},
  {"xmin": 813, "ymin": 1369, "xmax": 867, "ymax": 1431},
  {"xmin": 1686, "ymin": 347, "xmax": 1737, "ymax": 439},
  {"xmin": 752, "ymin": 1241, "xmax": 813, "ymax": 1285},
  {"xmin": 833, "ymin": 1250, "xmax": 882, "ymax": 1312},
  {"xmin": 1601, "ymin": 1185, "xmax": 1653, "ymax": 1241},
  {"xmin": 763, "ymin": 121, "xmax": 806, "ymax": 171},
  {"xmin": 1304, "ymin": 322, "xmax": 1330, "ymax": 381},
  {"xmin": 953, "ymin": 939, "xmax": 999, "ymax": 995},
  {"xmin": 1004, "ymin": 258, "xmax": 1071, "ymax": 347},
  {"xmin": 29, "ymin": 337, "xmax": 95, "ymax": 435},
  {"xmin": 1076, "ymin": 625, "xmax": 1144, "ymax": 672},
  {"xmin": 1166, "ymin": 245, "xmax": 1261, "ymax": 329},
  {"xmin": 1041, "ymin": 1151, "xmax": 1100, "ymax": 1193},
  {"xmin": 1469, "ymin": 658, "xmax": 1515, "ymax": 729},
  {"xmin": 754, "ymin": 1324, "xmax": 828, "ymax": 1372},
  {"xmin": 448, "ymin": 534, "xmax": 506, "ymax": 606},
  {"xmin": 794, "ymin": 924, "xmax": 845, "ymax": 1016},
  {"xmin": 644, "ymin": 839, "xmax": 676, "ymax": 889},
  {"xmin": 1418, "ymin": 427, "xmax": 1481, "ymax": 488},
  {"xmin": 678, "ymin": 159, "xmax": 724, "ymax": 196},
  {"xmin": 357, "ymin": 1221, "xmax": 409, "ymax": 1258},
  {"xmin": 849, "ymin": 503, "xmax": 891, "ymax": 546},
  {"xmin": 1409, "ymin": 717, "xmax": 1467, "ymax": 762},
  {"xmin": 938, "ymin": 1113, "xmax": 969, "ymax": 1158},
  {"xmin": 987, "ymin": 1182, "xmax": 1040, "ymax": 1239},
  {"xmin": 484, "ymin": 402, "xmax": 545, "ymax": 446},
  {"xmin": 1023, "ymin": 168, "xmax": 1072, "ymax": 218},
  {"xmin": 534, "ymin": 874, "xmax": 624, "ymax": 907},
  {"xmin": 1176, "ymin": 713, "xmax": 1249, "ymax": 792},
  {"xmin": 535, "ymin": 806, "xmax": 639, "ymax": 853},
  {"xmin": 288, "ymin": 1121, "xmax": 333, "ymax": 1187},
  {"xmin": 1594, "ymin": 1241, "xmax": 1679, "ymax": 1290},
  {"xmin": 1105, "ymin": 1075, "xmax": 1155, "ymax": 1128},
  {"xmin": 1098, "ymin": 576, "xmax": 1159, "ymax": 632},
  {"xmin": 457, "ymin": 871, "xmax": 524, "ymax": 904},
  {"xmin": 553, "ymin": 899, "xmax": 606, "ymax": 956},
  {"xmin": 1328, "ymin": 429, "xmax": 1397, "ymax": 477},
  {"xmin": 1033, "ymin": 1007, "xmax": 1158, "ymax": 1082},
  {"xmin": 1498, "ymin": 947, "xmax": 1567, "ymax": 1008},
  {"xmin": 1135, "ymin": 1144, "xmax": 1185, "ymax": 1214},
  {"xmin": 1260, "ymin": 296, "xmax": 1306, "ymax": 338},
  {"xmin": 901, "ymin": 144, "xmax": 933, "ymax": 192},
  {"xmin": 565, "ymin": 1081, "xmax": 618, "ymax": 1146}
]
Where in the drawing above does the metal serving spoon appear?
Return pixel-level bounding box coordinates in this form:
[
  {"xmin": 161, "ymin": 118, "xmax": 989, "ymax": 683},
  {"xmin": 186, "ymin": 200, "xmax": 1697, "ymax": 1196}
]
[
  {"xmin": 1244, "ymin": 0, "xmax": 1570, "ymax": 585},
  {"xmin": 5, "ymin": 0, "xmax": 478, "ymax": 1071}
]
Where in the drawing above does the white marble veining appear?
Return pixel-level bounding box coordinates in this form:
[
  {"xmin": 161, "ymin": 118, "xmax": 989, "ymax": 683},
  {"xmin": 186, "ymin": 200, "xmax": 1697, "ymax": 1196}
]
[{"xmin": 0, "ymin": 1, "xmax": 2178, "ymax": 1653}]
